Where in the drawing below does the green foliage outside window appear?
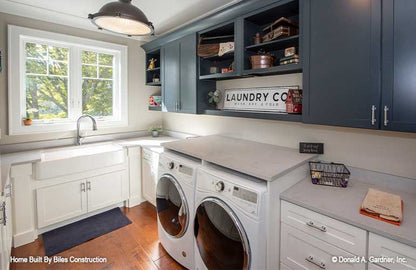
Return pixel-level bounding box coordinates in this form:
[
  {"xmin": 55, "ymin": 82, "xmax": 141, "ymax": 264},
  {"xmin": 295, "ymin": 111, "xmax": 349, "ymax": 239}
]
[{"xmin": 25, "ymin": 43, "xmax": 115, "ymax": 120}]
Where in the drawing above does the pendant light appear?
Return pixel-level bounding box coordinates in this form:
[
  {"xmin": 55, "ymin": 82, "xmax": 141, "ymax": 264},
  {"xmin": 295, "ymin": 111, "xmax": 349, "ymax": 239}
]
[{"xmin": 88, "ymin": 0, "xmax": 154, "ymax": 36}]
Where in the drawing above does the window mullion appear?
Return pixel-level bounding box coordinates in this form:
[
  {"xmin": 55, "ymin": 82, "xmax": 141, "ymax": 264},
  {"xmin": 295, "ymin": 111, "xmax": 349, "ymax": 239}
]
[{"xmin": 70, "ymin": 47, "xmax": 82, "ymax": 120}]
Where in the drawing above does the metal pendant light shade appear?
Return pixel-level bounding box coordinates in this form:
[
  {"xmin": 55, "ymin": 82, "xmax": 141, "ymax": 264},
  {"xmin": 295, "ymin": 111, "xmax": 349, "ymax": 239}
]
[{"xmin": 88, "ymin": 0, "xmax": 154, "ymax": 36}]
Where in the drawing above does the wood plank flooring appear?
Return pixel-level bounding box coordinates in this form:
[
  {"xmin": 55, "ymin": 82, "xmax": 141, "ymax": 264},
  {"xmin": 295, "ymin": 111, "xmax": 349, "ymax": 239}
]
[{"xmin": 10, "ymin": 202, "xmax": 186, "ymax": 270}]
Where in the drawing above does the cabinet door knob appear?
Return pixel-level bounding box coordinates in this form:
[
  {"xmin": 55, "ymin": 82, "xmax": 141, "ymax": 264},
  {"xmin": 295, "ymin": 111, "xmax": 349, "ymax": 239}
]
[
  {"xmin": 87, "ymin": 181, "xmax": 91, "ymax": 191},
  {"xmin": 81, "ymin": 183, "xmax": 86, "ymax": 192},
  {"xmin": 371, "ymin": 105, "xmax": 377, "ymax": 126},
  {"xmin": 384, "ymin": 106, "xmax": 389, "ymax": 127}
]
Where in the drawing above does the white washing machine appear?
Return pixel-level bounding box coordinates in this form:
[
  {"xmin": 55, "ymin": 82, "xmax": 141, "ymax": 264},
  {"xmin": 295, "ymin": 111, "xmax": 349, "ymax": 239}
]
[
  {"xmin": 194, "ymin": 165, "xmax": 268, "ymax": 270},
  {"xmin": 156, "ymin": 151, "xmax": 200, "ymax": 270}
]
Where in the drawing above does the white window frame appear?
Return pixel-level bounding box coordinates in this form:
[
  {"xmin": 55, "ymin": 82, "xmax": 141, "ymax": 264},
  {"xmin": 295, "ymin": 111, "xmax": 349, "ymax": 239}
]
[{"xmin": 8, "ymin": 25, "xmax": 128, "ymax": 135}]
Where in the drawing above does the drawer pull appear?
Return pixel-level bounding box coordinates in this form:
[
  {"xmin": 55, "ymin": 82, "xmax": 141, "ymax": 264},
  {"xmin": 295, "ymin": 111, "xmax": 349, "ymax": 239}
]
[
  {"xmin": 306, "ymin": 256, "xmax": 326, "ymax": 269},
  {"xmin": 306, "ymin": 221, "xmax": 327, "ymax": 232}
]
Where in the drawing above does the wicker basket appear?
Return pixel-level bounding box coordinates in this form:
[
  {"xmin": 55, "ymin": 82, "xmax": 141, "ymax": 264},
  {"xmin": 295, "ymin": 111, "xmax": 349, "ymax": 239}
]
[{"xmin": 197, "ymin": 38, "xmax": 219, "ymax": 57}]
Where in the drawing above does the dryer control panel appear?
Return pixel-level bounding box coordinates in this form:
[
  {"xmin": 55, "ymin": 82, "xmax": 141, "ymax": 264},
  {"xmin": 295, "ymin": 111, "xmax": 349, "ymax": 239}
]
[{"xmin": 197, "ymin": 168, "xmax": 264, "ymax": 217}]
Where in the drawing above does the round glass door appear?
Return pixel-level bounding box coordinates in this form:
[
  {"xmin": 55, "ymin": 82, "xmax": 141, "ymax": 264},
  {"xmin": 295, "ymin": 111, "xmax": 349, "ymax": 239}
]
[
  {"xmin": 194, "ymin": 198, "xmax": 250, "ymax": 270},
  {"xmin": 156, "ymin": 174, "xmax": 188, "ymax": 238}
]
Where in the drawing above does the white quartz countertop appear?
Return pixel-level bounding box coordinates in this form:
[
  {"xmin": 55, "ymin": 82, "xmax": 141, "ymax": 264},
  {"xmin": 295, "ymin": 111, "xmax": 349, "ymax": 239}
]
[
  {"xmin": 0, "ymin": 135, "xmax": 177, "ymax": 190},
  {"xmin": 162, "ymin": 135, "xmax": 317, "ymax": 181},
  {"xmin": 281, "ymin": 178, "xmax": 416, "ymax": 248}
]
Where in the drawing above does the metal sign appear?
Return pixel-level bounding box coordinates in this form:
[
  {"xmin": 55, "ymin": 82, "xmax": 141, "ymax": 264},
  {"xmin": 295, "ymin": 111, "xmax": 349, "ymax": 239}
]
[{"xmin": 223, "ymin": 86, "xmax": 299, "ymax": 112}]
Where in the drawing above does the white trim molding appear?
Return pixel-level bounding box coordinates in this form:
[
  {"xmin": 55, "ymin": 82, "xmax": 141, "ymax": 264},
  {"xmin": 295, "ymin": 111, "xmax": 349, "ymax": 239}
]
[{"xmin": 8, "ymin": 25, "xmax": 128, "ymax": 135}]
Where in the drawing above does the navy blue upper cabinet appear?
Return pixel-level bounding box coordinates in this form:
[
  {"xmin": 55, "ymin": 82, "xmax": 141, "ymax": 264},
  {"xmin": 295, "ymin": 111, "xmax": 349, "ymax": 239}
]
[
  {"xmin": 382, "ymin": 0, "xmax": 416, "ymax": 132},
  {"xmin": 302, "ymin": 0, "xmax": 381, "ymax": 129},
  {"xmin": 162, "ymin": 34, "xmax": 198, "ymax": 113}
]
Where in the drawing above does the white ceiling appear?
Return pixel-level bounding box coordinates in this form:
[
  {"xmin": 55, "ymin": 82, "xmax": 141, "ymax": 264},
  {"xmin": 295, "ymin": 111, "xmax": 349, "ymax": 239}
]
[{"xmin": 0, "ymin": 0, "xmax": 240, "ymax": 40}]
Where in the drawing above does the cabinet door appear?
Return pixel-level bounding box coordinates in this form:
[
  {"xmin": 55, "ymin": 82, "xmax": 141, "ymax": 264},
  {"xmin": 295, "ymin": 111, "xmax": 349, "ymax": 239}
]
[
  {"xmin": 37, "ymin": 180, "xmax": 87, "ymax": 228},
  {"xmin": 163, "ymin": 40, "xmax": 180, "ymax": 112},
  {"xmin": 87, "ymin": 171, "xmax": 124, "ymax": 212},
  {"xmin": 141, "ymin": 150, "xmax": 157, "ymax": 206},
  {"xmin": 303, "ymin": 0, "xmax": 381, "ymax": 129},
  {"xmin": 382, "ymin": 0, "xmax": 416, "ymax": 132},
  {"xmin": 179, "ymin": 34, "xmax": 197, "ymax": 114}
]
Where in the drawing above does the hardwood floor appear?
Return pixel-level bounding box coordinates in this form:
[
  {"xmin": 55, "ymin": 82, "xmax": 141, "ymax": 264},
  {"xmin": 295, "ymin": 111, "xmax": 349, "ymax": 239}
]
[{"xmin": 11, "ymin": 202, "xmax": 186, "ymax": 270}]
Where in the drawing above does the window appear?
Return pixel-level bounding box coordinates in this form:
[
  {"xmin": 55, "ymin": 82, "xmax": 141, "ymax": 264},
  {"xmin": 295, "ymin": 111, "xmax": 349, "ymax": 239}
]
[{"xmin": 8, "ymin": 25, "xmax": 128, "ymax": 135}]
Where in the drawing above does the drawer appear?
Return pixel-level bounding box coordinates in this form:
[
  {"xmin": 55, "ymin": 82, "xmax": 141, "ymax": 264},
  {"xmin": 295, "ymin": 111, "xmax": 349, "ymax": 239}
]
[
  {"xmin": 368, "ymin": 264, "xmax": 386, "ymax": 270},
  {"xmin": 281, "ymin": 201, "xmax": 367, "ymax": 255},
  {"xmin": 281, "ymin": 223, "xmax": 365, "ymax": 270},
  {"xmin": 369, "ymin": 233, "xmax": 416, "ymax": 270}
]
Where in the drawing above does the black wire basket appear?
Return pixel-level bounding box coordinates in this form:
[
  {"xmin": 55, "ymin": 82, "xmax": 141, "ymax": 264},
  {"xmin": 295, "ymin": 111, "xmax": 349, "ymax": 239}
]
[{"xmin": 309, "ymin": 161, "xmax": 350, "ymax": 188}]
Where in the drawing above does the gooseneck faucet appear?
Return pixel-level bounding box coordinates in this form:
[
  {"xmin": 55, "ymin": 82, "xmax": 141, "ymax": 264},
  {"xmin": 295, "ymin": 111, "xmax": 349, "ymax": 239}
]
[{"xmin": 76, "ymin": 114, "xmax": 97, "ymax": 145}]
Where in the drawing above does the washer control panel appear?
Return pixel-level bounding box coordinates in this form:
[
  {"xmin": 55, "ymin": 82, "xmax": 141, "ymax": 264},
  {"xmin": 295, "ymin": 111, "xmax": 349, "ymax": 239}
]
[{"xmin": 159, "ymin": 155, "xmax": 195, "ymax": 186}]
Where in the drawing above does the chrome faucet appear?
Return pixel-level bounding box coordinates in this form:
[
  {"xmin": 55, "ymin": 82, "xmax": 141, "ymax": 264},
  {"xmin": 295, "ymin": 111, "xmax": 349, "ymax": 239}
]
[{"xmin": 76, "ymin": 114, "xmax": 97, "ymax": 145}]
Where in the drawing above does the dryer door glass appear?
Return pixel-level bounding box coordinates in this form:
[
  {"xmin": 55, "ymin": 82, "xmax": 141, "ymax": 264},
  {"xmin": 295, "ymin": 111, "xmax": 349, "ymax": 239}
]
[
  {"xmin": 194, "ymin": 198, "xmax": 250, "ymax": 270},
  {"xmin": 156, "ymin": 174, "xmax": 188, "ymax": 238}
]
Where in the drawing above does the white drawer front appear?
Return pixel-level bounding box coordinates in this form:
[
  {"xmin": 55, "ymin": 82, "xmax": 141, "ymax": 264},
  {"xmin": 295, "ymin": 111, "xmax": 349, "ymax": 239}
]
[
  {"xmin": 282, "ymin": 201, "xmax": 367, "ymax": 255},
  {"xmin": 368, "ymin": 263, "xmax": 386, "ymax": 270},
  {"xmin": 369, "ymin": 233, "xmax": 416, "ymax": 270},
  {"xmin": 281, "ymin": 224, "xmax": 366, "ymax": 270}
]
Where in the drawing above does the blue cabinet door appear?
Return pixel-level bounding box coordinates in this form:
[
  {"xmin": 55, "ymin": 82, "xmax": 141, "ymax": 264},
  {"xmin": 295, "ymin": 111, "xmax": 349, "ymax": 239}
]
[
  {"xmin": 302, "ymin": 0, "xmax": 381, "ymax": 129},
  {"xmin": 162, "ymin": 40, "xmax": 180, "ymax": 112},
  {"xmin": 382, "ymin": 0, "xmax": 416, "ymax": 132},
  {"xmin": 179, "ymin": 34, "xmax": 197, "ymax": 114}
]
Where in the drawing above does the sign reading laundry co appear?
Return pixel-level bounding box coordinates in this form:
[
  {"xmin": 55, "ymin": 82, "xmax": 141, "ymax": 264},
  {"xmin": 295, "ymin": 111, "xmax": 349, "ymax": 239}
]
[{"xmin": 223, "ymin": 86, "xmax": 299, "ymax": 112}]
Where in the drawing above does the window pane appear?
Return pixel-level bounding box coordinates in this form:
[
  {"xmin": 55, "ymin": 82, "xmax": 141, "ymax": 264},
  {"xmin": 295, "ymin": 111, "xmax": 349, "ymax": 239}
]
[
  {"xmin": 26, "ymin": 76, "xmax": 68, "ymax": 119},
  {"xmin": 82, "ymin": 51, "xmax": 97, "ymax": 64},
  {"xmin": 99, "ymin": 67, "xmax": 113, "ymax": 79},
  {"xmin": 82, "ymin": 65, "xmax": 97, "ymax": 78},
  {"xmin": 26, "ymin": 43, "xmax": 47, "ymax": 58},
  {"xmin": 26, "ymin": 59, "xmax": 47, "ymax": 74},
  {"xmin": 99, "ymin": 53, "xmax": 113, "ymax": 66},
  {"xmin": 48, "ymin": 46, "xmax": 68, "ymax": 61},
  {"xmin": 82, "ymin": 79, "xmax": 113, "ymax": 117},
  {"xmin": 49, "ymin": 61, "xmax": 68, "ymax": 76}
]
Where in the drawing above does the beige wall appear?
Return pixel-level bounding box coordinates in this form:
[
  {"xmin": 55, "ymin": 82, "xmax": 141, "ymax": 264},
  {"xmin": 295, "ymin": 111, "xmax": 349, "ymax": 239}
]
[
  {"xmin": 0, "ymin": 12, "xmax": 162, "ymax": 145},
  {"xmin": 163, "ymin": 74, "xmax": 416, "ymax": 180}
]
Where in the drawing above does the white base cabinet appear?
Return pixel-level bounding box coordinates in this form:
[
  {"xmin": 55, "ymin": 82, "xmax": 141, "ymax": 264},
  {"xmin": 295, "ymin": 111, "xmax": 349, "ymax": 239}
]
[
  {"xmin": 281, "ymin": 200, "xmax": 416, "ymax": 270},
  {"xmin": 369, "ymin": 233, "xmax": 416, "ymax": 270},
  {"xmin": 0, "ymin": 178, "xmax": 13, "ymax": 270},
  {"xmin": 141, "ymin": 148, "xmax": 160, "ymax": 206},
  {"xmin": 37, "ymin": 179, "xmax": 87, "ymax": 228},
  {"xmin": 37, "ymin": 170, "xmax": 128, "ymax": 228},
  {"xmin": 281, "ymin": 223, "xmax": 365, "ymax": 270}
]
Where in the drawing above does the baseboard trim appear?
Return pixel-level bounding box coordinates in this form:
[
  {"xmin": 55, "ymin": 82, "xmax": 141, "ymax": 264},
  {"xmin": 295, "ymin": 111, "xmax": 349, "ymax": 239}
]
[{"xmin": 13, "ymin": 229, "xmax": 38, "ymax": 248}]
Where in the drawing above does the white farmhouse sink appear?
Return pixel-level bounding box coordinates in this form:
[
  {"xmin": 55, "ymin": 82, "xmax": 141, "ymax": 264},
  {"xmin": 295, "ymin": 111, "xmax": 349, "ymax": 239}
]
[{"xmin": 34, "ymin": 143, "xmax": 126, "ymax": 180}]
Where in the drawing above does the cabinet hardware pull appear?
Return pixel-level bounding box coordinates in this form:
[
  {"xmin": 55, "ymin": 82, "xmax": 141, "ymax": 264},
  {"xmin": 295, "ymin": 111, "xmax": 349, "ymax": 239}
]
[
  {"xmin": 371, "ymin": 105, "xmax": 377, "ymax": 126},
  {"xmin": 87, "ymin": 181, "xmax": 91, "ymax": 191},
  {"xmin": 81, "ymin": 183, "xmax": 86, "ymax": 192},
  {"xmin": 306, "ymin": 221, "xmax": 327, "ymax": 232},
  {"xmin": 384, "ymin": 106, "xmax": 389, "ymax": 126},
  {"xmin": 305, "ymin": 256, "xmax": 326, "ymax": 269}
]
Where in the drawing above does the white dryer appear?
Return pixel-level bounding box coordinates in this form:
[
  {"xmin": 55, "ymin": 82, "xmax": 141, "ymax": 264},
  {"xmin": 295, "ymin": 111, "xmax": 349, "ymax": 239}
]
[
  {"xmin": 156, "ymin": 151, "xmax": 200, "ymax": 270},
  {"xmin": 194, "ymin": 165, "xmax": 268, "ymax": 270}
]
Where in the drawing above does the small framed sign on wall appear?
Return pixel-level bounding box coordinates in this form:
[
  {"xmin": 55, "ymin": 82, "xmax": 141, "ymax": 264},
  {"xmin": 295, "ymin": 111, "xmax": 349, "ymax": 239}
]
[{"xmin": 222, "ymin": 86, "xmax": 299, "ymax": 113}]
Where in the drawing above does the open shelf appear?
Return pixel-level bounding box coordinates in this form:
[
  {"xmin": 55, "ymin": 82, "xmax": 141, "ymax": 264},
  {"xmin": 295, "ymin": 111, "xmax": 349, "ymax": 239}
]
[
  {"xmin": 148, "ymin": 106, "xmax": 162, "ymax": 111},
  {"xmin": 145, "ymin": 49, "xmax": 161, "ymax": 85},
  {"xmin": 202, "ymin": 109, "xmax": 302, "ymax": 122},
  {"xmin": 199, "ymin": 72, "xmax": 243, "ymax": 80},
  {"xmin": 146, "ymin": 82, "xmax": 162, "ymax": 86},
  {"xmin": 199, "ymin": 22, "xmax": 236, "ymax": 79},
  {"xmin": 243, "ymin": 63, "xmax": 302, "ymax": 76},
  {"xmin": 246, "ymin": 35, "xmax": 299, "ymax": 52},
  {"xmin": 146, "ymin": 67, "xmax": 160, "ymax": 72}
]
